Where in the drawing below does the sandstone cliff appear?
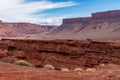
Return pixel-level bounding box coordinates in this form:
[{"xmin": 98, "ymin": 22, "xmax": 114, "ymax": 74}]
[
  {"xmin": 92, "ymin": 10, "xmax": 120, "ymax": 19},
  {"xmin": 0, "ymin": 39, "xmax": 119, "ymax": 80},
  {"xmin": 0, "ymin": 39, "xmax": 120, "ymax": 69},
  {"xmin": 50, "ymin": 10, "xmax": 120, "ymax": 40},
  {"xmin": 51, "ymin": 17, "xmax": 91, "ymax": 34}
]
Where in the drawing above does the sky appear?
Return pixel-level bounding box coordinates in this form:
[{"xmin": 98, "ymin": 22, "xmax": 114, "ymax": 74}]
[{"xmin": 0, "ymin": 0, "xmax": 120, "ymax": 25}]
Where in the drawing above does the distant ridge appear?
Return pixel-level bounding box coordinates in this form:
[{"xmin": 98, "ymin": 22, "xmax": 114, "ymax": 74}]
[{"xmin": 50, "ymin": 10, "xmax": 120, "ymax": 40}]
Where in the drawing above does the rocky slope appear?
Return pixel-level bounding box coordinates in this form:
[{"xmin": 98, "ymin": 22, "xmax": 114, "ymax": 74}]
[
  {"xmin": 41, "ymin": 25, "xmax": 58, "ymax": 32},
  {"xmin": 0, "ymin": 22, "xmax": 54, "ymax": 38},
  {"xmin": 51, "ymin": 17, "xmax": 91, "ymax": 34},
  {"xmin": 0, "ymin": 21, "xmax": 20, "ymax": 37},
  {"xmin": 0, "ymin": 39, "xmax": 120, "ymax": 80},
  {"xmin": 50, "ymin": 10, "xmax": 120, "ymax": 40},
  {"xmin": 0, "ymin": 39, "xmax": 120, "ymax": 69},
  {"xmin": 4, "ymin": 23, "xmax": 45, "ymax": 34},
  {"xmin": 0, "ymin": 21, "xmax": 59, "ymax": 38}
]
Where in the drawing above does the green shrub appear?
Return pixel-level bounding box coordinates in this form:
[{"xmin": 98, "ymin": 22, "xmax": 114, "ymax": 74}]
[{"xmin": 14, "ymin": 60, "xmax": 32, "ymax": 67}]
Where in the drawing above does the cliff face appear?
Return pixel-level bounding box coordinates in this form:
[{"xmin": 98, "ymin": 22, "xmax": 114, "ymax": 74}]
[
  {"xmin": 50, "ymin": 10, "xmax": 120, "ymax": 40},
  {"xmin": 0, "ymin": 39, "xmax": 120, "ymax": 69},
  {"xmin": 0, "ymin": 39, "xmax": 120, "ymax": 80},
  {"xmin": 92, "ymin": 10, "xmax": 120, "ymax": 19},
  {"xmin": 63, "ymin": 17, "xmax": 91, "ymax": 24},
  {"xmin": 51, "ymin": 17, "xmax": 91, "ymax": 34}
]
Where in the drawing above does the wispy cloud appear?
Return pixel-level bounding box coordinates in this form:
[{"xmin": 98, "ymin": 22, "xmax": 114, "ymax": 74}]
[{"xmin": 0, "ymin": 0, "xmax": 77, "ymax": 25}]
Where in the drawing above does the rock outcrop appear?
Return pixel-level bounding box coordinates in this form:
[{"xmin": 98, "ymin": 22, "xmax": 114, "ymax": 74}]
[
  {"xmin": 63, "ymin": 17, "xmax": 91, "ymax": 24},
  {"xmin": 50, "ymin": 10, "xmax": 120, "ymax": 40},
  {"xmin": 92, "ymin": 10, "xmax": 120, "ymax": 19},
  {"xmin": 51, "ymin": 17, "xmax": 91, "ymax": 34},
  {"xmin": 0, "ymin": 39, "xmax": 120, "ymax": 70}
]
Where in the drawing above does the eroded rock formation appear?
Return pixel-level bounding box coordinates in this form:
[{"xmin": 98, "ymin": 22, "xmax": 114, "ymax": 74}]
[
  {"xmin": 0, "ymin": 39, "xmax": 120, "ymax": 70},
  {"xmin": 63, "ymin": 17, "xmax": 91, "ymax": 24},
  {"xmin": 92, "ymin": 10, "xmax": 120, "ymax": 19},
  {"xmin": 4, "ymin": 23, "xmax": 45, "ymax": 34},
  {"xmin": 50, "ymin": 10, "xmax": 120, "ymax": 40}
]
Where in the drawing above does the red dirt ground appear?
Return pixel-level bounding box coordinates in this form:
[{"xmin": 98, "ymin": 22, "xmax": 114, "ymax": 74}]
[{"xmin": 0, "ymin": 62, "xmax": 120, "ymax": 80}]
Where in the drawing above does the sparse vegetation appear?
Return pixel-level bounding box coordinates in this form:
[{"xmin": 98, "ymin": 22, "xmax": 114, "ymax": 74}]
[
  {"xmin": 14, "ymin": 60, "xmax": 32, "ymax": 67},
  {"xmin": 74, "ymin": 68, "xmax": 84, "ymax": 72},
  {"xmin": 61, "ymin": 68, "xmax": 69, "ymax": 72},
  {"xmin": 86, "ymin": 68, "xmax": 96, "ymax": 72},
  {"xmin": 44, "ymin": 64, "xmax": 55, "ymax": 70}
]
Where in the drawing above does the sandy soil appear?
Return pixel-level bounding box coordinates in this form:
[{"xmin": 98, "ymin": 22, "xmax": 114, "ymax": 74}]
[{"xmin": 0, "ymin": 62, "xmax": 120, "ymax": 80}]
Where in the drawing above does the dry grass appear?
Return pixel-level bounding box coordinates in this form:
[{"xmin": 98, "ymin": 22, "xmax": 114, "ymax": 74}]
[
  {"xmin": 61, "ymin": 68, "xmax": 70, "ymax": 72},
  {"xmin": 14, "ymin": 60, "xmax": 32, "ymax": 67},
  {"xmin": 44, "ymin": 64, "xmax": 55, "ymax": 70},
  {"xmin": 74, "ymin": 68, "xmax": 84, "ymax": 72}
]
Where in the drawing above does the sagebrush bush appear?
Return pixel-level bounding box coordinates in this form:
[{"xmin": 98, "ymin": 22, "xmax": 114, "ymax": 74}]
[
  {"xmin": 74, "ymin": 68, "xmax": 84, "ymax": 72},
  {"xmin": 61, "ymin": 68, "xmax": 69, "ymax": 72},
  {"xmin": 44, "ymin": 64, "xmax": 55, "ymax": 70},
  {"xmin": 86, "ymin": 68, "xmax": 96, "ymax": 72},
  {"xmin": 14, "ymin": 60, "xmax": 32, "ymax": 67}
]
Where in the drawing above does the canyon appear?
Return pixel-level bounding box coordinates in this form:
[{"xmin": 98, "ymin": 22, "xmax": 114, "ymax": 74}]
[
  {"xmin": 0, "ymin": 39, "xmax": 120, "ymax": 80},
  {"xmin": 0, "ymin": 10, "xmax": 120, "ymax": 80},
  {"xmin": 0, "ymin": 39, "xmax": 120, "ymax": 69}
]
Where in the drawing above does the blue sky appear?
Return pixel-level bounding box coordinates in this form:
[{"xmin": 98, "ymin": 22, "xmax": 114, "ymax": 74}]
[{"xmin": 0, "ymin": 0, "xmax": 120, "ymax": 25}]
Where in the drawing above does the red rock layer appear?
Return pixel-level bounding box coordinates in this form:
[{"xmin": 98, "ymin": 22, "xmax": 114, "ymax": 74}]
[
  {"xmin": 50, "ymin": 10, "xmax": 120, "ymax": 36},
  {"xmin": 62, "ymin": 10, "xmax": 120, "ymax": 24},
  {"xmin": 92, "ymin": 10, "xmax": 120, "ymax": 19},
  {"xmin": 63, "ymin": 17, "xmax": 91, "ymax": 24},
  {"xmin": 0, "ymin": 39, "xmax": 120, "ymax": 70},
  {"xmin": 4, "ymin": 23, "xmax": 45, "ymax": 34}
]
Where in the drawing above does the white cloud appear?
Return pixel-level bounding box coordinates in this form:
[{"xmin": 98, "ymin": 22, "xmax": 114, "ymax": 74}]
[{"xmin": 0, "ymin": 0, "xmax": 77, "ymax": 25}]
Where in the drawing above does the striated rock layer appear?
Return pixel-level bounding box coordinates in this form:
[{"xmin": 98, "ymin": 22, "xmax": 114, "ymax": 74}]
[
  {"xmin": 92, "ymin": 10, "xmax": 120, "ymax": 19},
  {"xmin": 0, "ymin": 39, "xmax": 120, "ymax": 70},
  {"xmin": 63, "ymin": 17, "xmax": 91, "ymax": 24},
  {"xmin": 50, "ymin": 10, "xmax": 120, "ymax": 39},
  {"xmin": 0, "ymin": 21, "xmax": 58, "ymax": 38},
  {"xmin": 0, "ymin": 22, "xmax": 57, "ymax": 37},
  {"xmin": 4, "ymin": 23, "xmax": 45, "ymax": 34}
]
